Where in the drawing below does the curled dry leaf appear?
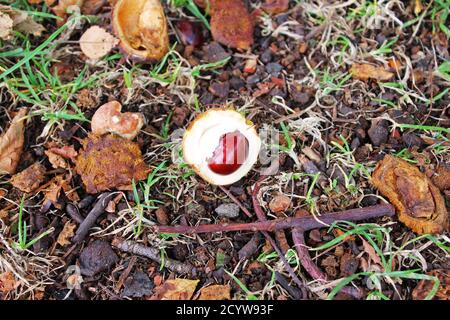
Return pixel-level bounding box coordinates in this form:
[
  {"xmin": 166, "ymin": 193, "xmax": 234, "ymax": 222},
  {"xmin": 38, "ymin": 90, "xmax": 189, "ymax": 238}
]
[
  {"xmin": 372, "ymin": 155, "xmax": 448, "ymax": 234},
  {"xmin": 0, "ymin": 271, "xmax": 18, "ymax": 293},
  {"xmin": 0, "ymin": 5, "xmax": 45, "ymax": 40},
  {"xmin": 79, "ymin": 26, "xmax": 119, "ymax": 61},
  {"xmin": 48, "ymin": 145, "xmax": 78, "ymax": 160},
  {"xmin": 75, "ymin": 134, "xmax": 149, "ymax": 194},
  {"xmin": 112, "ymin": 0, "xmax": 169, "ymax": 61},
  {"xmin": 45, "ymin": 149, "xmax": 68, "ymax": 169},
  {"xmin": 10, "ymin": 162, "xmax": 46, "ymax": 193},
  {"xmin": 153, "ymin": 278, "xmax": 199, "ymax": 300},
  {"xmin": 0, "ymin": 108, "xmax": 28, "ymax": 175},
  {"xmin": 197, "ymin": 284, "xmax": 231, "ymax": 300},
  {"xmin": 210, "ymin": 0, "xmax": 254, "ymax": 50},
  {"xmin": 91, "ymin": 101, "xmax": 144, "ymax": 140},
  {"xmin": 350, "ymin": 63, "xmax": 394, "ymax": 81},
  {"xmin": 81, "ymin": 0, "xmax": 107, "ymax": 15},
  {"xmin": 52, "ymin": 0, "xmax": 83, "ymax": 24},
  {"xmin": 43, "ymin": 174, "xmax": 67, "ymax": 208},
  {"xmin": 262, "ymin": 0, "xmax": 289, "ymax": 14},
  {"xmin": 412, "ymin": 269, "xmax": 449, "ymax": 300},
  {"xmin": 56, "ymin": 221, "xmax": 76, "ymax": 246}
]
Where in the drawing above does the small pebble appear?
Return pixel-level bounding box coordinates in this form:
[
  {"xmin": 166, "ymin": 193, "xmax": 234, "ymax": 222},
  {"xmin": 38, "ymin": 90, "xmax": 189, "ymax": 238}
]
[{"xmin": 215, "ymin": 203, "xmax": 240, "ymax": 218}]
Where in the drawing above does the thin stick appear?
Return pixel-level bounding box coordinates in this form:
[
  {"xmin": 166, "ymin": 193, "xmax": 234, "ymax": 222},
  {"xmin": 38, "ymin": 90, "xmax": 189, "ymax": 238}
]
[
  {"xmin": 218, "ymin": 185, "xmax": 252, "ymax": 218},
  {"xmin": 112, "ymin": 238, "xmax": 193, "ymax": 274},
  {"xmin": 155, "ymin": 204, "xmax": 395, "ymax": 234},
  {"xmin": 251, "ymin": 176, "xmax": 307, "ymax": 296},
  {"xmin": 72, "ymin": 193, "xmax": 114, "ymax": 243}
]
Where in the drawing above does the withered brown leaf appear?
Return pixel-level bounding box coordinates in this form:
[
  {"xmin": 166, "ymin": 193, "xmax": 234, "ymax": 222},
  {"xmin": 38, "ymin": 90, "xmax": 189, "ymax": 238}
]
[
  {"xmin": 45, "ymin": 149, "xmax": 68, "ymax": 169},
  {"xmin": 10, "ymin": 162, "xmax": 46, "ymax": 193},
  {"xmin": 75, "ymin": 134, "xmax": 149, "ymax": 194},
  {"xmin": 372, "ymin": 155, "xmax": 448, "ymax": 234},
  {"xmin": 152, "ymin": 278, "xmax": 199, "ymax": 300},
  {"xmin": 412, "ymin": 269, "xmax": 449, "ymax": 300},
  {"xmin": 350, "ymin": 63, "xmax": 394, "ymax": 81},
  {"xmin": 0, "ymin": 108, "xmax": 28, "ymax": 175},
  {"xmin": 57, "ymin": 221, "xmax": 76, "ymax": 246},
  {"xmin": 210, "ymin": 0, "xmax": 254, "ymax": 50},
  {"xmin": 197, "ymin": 284, "xmax": 231, "ymax": 300},
  {"xmin": 0, "ymin": 271, "xmax": 18, "ymax": 293}
]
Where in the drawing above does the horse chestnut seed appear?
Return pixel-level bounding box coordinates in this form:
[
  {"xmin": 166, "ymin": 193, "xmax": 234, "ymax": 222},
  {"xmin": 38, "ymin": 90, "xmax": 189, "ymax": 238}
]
[{"xmin": 207, "ymin": 131, "xmax": 249, "ymax": 175}]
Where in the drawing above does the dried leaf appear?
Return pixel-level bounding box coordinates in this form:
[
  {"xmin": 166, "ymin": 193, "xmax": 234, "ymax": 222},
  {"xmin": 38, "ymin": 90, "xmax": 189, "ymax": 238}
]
[
  {"xmin": 43, "ymin": 174, "xmax": 66, "ymax": 208},
  {"xmin": 372, "ymin": 155, "xmax": 448, "ymax": 234},
  {"xmin": 79, "ymin": 26, "xmax": 119, "ymax": 61},
  {"xmin": 57, "ymin": 221, "xmax": 76, "ymax": 246},
  {"xmin": 45, "ymin": 149, "xmax": 68, "ymax": 169},
  {"xmin": 81, "ymin": 0, "xmax": 106, "ymax": 15},
  {"xmin": 361, "ymin": 239, "xmax": 382, "ymax": 266},
  {"xmin": 210, "ymin": 0, "xmax": 254, "ymax": 49},
  {"xmin": 413, "ymin": 0, "xmax": 423, "ymax": 15},
  {"xmin": 0, "ymin": 11, "xmax": 13, "ymax": 40},
  {"xmin": 153, "ymin": 278, "xmax": 199, "ymax": 300},
  {"xmin": 350, "ymin": 63, "xmax": 394, "ymax": 81},
  {"xmin": 52, "ymin": 0, "xmax": 83, "ymax": 23},
  {"xmin": 0, "ymin": 108, "xmax": 28, "ymax": 175},
  {"xmin": 262, "ymin": 0, "xmax": 289, "ymax": 14},
  {"xmin": 10, "ymin": 162, "xmax": 46, "ymax": 193},
  {"xmin": 75, "ymin": 134, "xmax": 149, "ymax": 194},
  {"xmin": 412, "ymin": 269, "xmax": 449, "ymax": 300},
  {"xmin": 0, "ymin": 5, "xmax": 45, "ymax": 39},
  {"xmin": 197, "ymin": 284, "xmax": 231, "ymax": 300},
  {"xmin": 48, "ymin": 145, "xmax": 78, "ymax": 160},
  {"xmin": 0, "ymin": 272, "xmax": 18, "ymax": 293}
]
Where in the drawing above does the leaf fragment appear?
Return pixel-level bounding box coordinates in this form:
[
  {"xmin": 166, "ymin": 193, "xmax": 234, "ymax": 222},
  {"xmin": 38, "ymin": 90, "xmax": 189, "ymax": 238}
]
[
  {"xmin": 350, "ymin": 63, "xmax": 394, "ymax": 81},
  {"xmin": 57, "ymin": 221, "xmax": 76, "ymax": 246},
  {"xmin": 153, "ymin": 278, "xmax": 199, "ymax": 300},
  {"xmin": 79, "ymin": 26, "xmax": 119, "ymax": 61},
  {"xmin": 197, "ymin": 284, "xmax": 231, "ymax": 300},
  {"xmin": 0, "ymin": 109, "xmax": 28, "ymax": 175},
  {"xmin": 10, "ymin": 162, "xmax": 46, "ymax": 193},
  {"xmin": 210, "ymin": 0, "xmax": 254, "ymax": 50}
]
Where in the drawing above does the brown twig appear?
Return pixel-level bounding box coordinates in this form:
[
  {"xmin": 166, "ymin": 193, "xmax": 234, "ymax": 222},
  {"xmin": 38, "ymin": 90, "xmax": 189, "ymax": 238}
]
[
  {"xmin": 112, "ymin": 238, "xmax": 193, "ymax": 274},
  {"xmin": 292, "ymin": 209, "xmax": 364, "ymax": 299},
  {"xmin": 251, "ymin": 176, "xmax": 307, "ymax": 296},
  {"xmin": 218, "ymin": 185, "xmax": 252, "ymax": 218},
  {"xmin": 72, "ymin": 192, "xmax": 114, "ymax": 243},
  {"xmin": 155, "ymin": 204, "xmax": 395, "ymax": 234}
]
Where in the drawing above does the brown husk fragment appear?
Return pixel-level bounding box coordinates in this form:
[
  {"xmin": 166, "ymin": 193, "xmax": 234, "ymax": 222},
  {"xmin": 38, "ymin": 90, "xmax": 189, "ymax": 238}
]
[
  {"xmin": 372, "ymin": 155, "xmax": 448, "ymax": 234},
  {"xmin": 412, "ymin": 269, "xmax": 449, "ymax": 300},
  {"xmin": 112, "ymin": 0, "xmax": 169, "ymax": 61},
  {"xmin": 210, "ymin": 0, "xmax": 253, "ymax": 50},
  {"xmin": 75, "ymin": 134, "xmax": 149, "ymax": 194},
  {"xmin": 10, "ymin": 162, "xmax": 46, "ymax": 193}
]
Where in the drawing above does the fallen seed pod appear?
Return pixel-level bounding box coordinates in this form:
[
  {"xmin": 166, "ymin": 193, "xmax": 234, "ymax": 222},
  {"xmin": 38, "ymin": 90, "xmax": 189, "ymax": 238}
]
[
  {"xmin": 182, "ymin": 109, "xmax": 261, "ymax": 185},
  {"xmin": 91, "ymin": 101, "xmax": 144, "ymax": 140},
  {"xmin": 112, "ymin": 0, "xmax": 169, "ymax": 61},
  {"xmin": 372, "ymin": 155, "xmax": 448, "ymax": 234}
]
